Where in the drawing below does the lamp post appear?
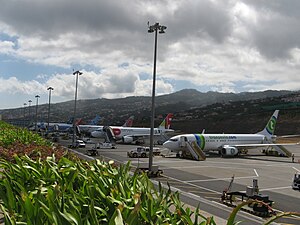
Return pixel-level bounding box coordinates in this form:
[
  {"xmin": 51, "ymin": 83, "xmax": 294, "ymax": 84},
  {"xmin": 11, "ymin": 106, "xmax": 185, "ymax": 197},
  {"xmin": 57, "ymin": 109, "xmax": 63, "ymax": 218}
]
[
  {"xmin": 35, "ymin": 95, "xmax": 40, "ymax": 131},
  {"xmin": 147, "ymin": 22, "xmax": 167, "ymax": 172},
  {"xmin": 23, "ymin": 103, "xmax": 27, "ymax": 126},
  {"xmin": 23, "ymin": 103, "xmax": 27, "ymax": 118},
  {"xmin": 47, "ymin": 87, "xmax": 54, "ymax": 131},
  {"xmin": 72, "ymin": 70, "xmax": 83, "ymax": 147},
  {"xmin": 28, "ymin": 100, "xmax": 32, "ymax": 125}
]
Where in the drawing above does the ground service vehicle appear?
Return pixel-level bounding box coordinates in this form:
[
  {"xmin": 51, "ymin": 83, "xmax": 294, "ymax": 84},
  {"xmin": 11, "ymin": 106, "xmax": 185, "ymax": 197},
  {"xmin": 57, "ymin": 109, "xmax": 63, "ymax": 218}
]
[
  {"xmin": 292, "ymin": 173, "xmax": 300, "ymax": 190},
  {"xmin": 127, "ymin": 147, "xmax": 160, "ymax": 158},
  {"xmin": 221, "ymin": 178, "xmax": 275, "ymax": 217},
  {"xmin": 96, "ymin": 142, "xmax": 116, "ymax": 149},
  {"xmin": 76, "ymin": 140, "xmax": 86, "ymax": 148},
  {"xmin": 135, "ymin": 165, "xmax": 163, "ymax": 177}
]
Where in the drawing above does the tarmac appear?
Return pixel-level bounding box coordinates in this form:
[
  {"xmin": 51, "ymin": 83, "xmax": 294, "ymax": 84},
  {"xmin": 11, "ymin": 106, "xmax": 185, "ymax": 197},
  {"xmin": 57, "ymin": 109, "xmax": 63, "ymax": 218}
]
[{"xmin": 61, "ymin": 138, "xmax": 300, "ymax": 224}]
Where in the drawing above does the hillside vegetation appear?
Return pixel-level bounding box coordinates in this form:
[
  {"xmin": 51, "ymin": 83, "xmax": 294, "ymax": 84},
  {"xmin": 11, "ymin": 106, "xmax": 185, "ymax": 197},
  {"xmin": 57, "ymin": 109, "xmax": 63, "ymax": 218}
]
[{"xmin": 1, "ymin": 89, "xmax": 296, "ymax": 129}]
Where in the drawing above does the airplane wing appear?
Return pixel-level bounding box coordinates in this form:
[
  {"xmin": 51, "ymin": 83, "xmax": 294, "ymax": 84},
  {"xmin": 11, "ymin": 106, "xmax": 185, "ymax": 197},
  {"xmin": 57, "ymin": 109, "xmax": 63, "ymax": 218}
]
[
  {"xmin": 220, "ymin": 142, "xmax": 297, "ymax": 157},
  {"xmin": 232, "ymin": 142, "xmax": 299, "ymax": 147},
  {"xmin": 126, "ymin": 133, "xmax": 162, "ymax": 137},
  {"xmin": 278, "ymin": 134, "xmax": 300, "ymax": 138}
]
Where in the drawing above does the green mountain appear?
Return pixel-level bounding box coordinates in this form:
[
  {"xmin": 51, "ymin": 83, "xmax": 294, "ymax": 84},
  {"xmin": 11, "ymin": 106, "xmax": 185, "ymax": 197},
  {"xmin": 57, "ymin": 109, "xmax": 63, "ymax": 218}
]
[{"xmin": 1, "ymin": 89, "xmax": 299, "ymax": 134}]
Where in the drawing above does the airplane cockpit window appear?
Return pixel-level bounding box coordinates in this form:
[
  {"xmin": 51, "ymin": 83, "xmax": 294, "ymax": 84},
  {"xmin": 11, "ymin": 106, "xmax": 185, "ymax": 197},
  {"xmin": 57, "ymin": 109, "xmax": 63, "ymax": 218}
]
[{"xmin": 169, "ymin": 138, "xmax": 178, "ymax": 142}]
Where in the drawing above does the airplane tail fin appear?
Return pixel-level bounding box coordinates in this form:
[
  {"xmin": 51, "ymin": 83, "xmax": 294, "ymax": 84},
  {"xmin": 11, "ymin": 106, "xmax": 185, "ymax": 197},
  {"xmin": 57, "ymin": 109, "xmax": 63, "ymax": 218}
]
[
  {"xmin": 90, "ymin": 115, "xmax": 101, "ymax": 125},
  {"xmin": 66, "ymin": 117, "xmax": 74, "ymax": 124},
  {"xmin": 122, "ymin": 116, "xmax": 134, "ymax": 127},
  {"xmin": 158, "ymin": 113, "xmax": 173, "ymax": 130},
  {"xmin": 256, "ymin": 110, "xmax": 279, "ymax": 141},
  {"xmin": 75, "ymin": 118, "xmax": 83, "ymax": 126}
]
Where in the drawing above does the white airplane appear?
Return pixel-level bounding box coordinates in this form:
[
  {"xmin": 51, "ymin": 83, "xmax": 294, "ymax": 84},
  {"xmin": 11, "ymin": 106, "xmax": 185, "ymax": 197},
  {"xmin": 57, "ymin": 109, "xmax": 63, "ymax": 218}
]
[
  {"xmin": 163, "ymin": 110, "xmax": 296, "ymax": 157},
  {"xmin": 80, "ymin": 115, "xmax": 135, "ymax": 136},
  {"xmin": 31, "ymin": 117, "xmax": 78, "ymax": 132},
  {"xmin": 91, "ymin": 113, "xmax": 174, "ymax": 144},
  {"xmin": 78, "ymin": 115, "xmax": 103, "ymax": 134}
]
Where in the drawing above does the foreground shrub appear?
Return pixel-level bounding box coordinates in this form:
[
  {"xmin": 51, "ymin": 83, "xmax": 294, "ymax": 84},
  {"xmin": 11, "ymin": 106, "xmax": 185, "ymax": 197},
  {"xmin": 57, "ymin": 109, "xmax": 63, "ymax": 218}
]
[
  {"xmin": 0, "ymin": 121, "xmax": 74, "ymax": 162},
  {"xmin": 0, "ymin": 156, "xmax": 215, "ymax": 225},
  {"xmin": 0, "ymin": 121, "xmax": 50, "ymax": 148}
]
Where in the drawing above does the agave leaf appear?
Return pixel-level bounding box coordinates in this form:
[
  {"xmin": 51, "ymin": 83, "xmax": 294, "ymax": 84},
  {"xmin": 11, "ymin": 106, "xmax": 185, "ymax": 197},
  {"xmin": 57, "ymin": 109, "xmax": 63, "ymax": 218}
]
[
  {"xmin": 3, "ymin": 178, "xmax": 16, "ymax": 210},
  {"xmin": 227, "ymin": 199, "xmax": 256, "ymax": 225},
  {"xmin": 109, "ymin": 208, "xmax": 124, "ymax": 225},
  {"xmin": 24, "ymin": 195, "xmax": 34, "ymax": 218},
  {"xmin": 59, "ymin": 211, "xmax": 79, "ymax": 225},
  {"xmin": 263, "ymin": 211, "xmax": 300, "ymax": 225}
]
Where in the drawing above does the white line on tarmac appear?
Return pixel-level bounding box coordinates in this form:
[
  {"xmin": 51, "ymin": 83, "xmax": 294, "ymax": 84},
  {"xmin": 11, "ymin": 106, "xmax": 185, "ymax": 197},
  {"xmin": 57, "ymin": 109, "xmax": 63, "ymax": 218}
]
[
  {"xmin": 265, "ymin": 163, "xmax": 296, "ymax": 167},
  {"xmin": 182, "ymin": 169, "xmax": 258, "ymax": 183},
  {"xmin": 186, "ymin": 175, "xmax": 258, "ymax": 183},
  {"xmin": 206, "ymin": 160, "xmax": 263, "ymax": 166},
  {"xmin": 259, "ymin": 186, "xmax": 291, "ymax": 191},
  {"xmin": 161, "ymin": 165, "xmax": 253, "ymax": 170},
  {"xmin": 69, "ymin": 149, "xmax": 94, "ymax": 160},
  {"xmin": 151, "ymin": 179, "xmax": 267, "ymax": 225},
  {"xmin": 293, "ymin": 167, "xmax": 300, "ymax": 172},
  {"xmin": 209, "ymin": 160, "xmax": 294, "ymax": 168},
  {"xmin": 254, "ymin": 169, "xmax": 259, "ymax": 177},
  {"xmin": 162, "ymin": 174, "xmax": 221, "ymax": 194}
]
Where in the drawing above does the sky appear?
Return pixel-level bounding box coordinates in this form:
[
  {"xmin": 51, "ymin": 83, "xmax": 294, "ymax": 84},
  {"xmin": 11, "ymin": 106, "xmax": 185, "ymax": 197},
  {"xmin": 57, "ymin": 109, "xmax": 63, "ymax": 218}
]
[{"xmin": 1, "ymin": 0, "xmax": 300, "ymax": 109}]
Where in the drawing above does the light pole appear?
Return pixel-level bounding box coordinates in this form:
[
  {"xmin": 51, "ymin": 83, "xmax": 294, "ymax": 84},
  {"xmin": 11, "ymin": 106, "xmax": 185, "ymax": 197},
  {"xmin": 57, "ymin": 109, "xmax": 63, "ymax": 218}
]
[
  {"xmin": 23, "ymin": 103, "xmax": 27, "ymax": 118},
  {"xmin": 72, "ymin": 70, "xmax": 83, "ymax": 147},
  {"xmin": 28, "ymin": 100, "xmax": 32, "ymax": 125},
  {"xmin": 35, "ymin": 95, "xmax": 40, "ymax": 131},
  {"xmin": 147, "ymin": 22, "xmax": 167, "ymax": 172},
  {"xmin": 23, "ymin": 103, "xmax": 27, "ymax": 127},
  {"xmin": 47, "ymin": 87, "xmax": 54, "ymax": 132}
]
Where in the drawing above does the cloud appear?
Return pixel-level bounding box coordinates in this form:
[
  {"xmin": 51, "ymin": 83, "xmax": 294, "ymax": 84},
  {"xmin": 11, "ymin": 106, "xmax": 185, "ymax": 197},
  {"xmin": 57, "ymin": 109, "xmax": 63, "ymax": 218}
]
[
  {"xmin": 235, "ymin": 0, "xmax": 300, "ymax": 59},
  {"xmin": 0, "ymin": 66, "xmax": 173, "ymax": 101},
  {"xmin": 0, "ymin": 77, "xmax": 45, "ymax": 94},
  {"xmin": 0, "ymin": 0, "xmax": 300, "ymax": 110}
]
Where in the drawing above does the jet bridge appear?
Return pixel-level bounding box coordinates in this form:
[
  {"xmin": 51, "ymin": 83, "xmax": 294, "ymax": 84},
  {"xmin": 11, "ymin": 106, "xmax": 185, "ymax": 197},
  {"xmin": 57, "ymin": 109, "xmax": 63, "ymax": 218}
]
[
  {"xmin": 180, "ymin": 136, "xmax": 206, "ymax": 161},
  {"xmin": 103, "ymin": 126, "xmax": 116, "ymax": 143}
]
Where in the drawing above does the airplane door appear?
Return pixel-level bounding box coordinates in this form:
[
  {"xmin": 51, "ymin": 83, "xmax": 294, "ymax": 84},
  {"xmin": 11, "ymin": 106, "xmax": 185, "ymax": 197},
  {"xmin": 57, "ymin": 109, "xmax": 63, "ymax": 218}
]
[{"xmin": 180, "ymin": 136, "xmax": 187, "ymax": 147}]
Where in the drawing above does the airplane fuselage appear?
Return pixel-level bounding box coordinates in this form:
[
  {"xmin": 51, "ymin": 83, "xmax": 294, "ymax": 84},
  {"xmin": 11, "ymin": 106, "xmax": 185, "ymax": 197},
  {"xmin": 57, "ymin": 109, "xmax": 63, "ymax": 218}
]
[
  {"xmin": 163, "ymin": 133, "xmax": 266, "ymax": 152},
  {"xmin": 78, "ymin": 125, "xmax": 103, "ymax": 134},
  {"xmin": 110, "ymin": 126, "xmax": 166, "ymax": 139},
  {"xmin": 91, "ymin": 126, "xmax": 173, "ymax": 141},
  {"xmin": 91, "ymin": 113, "xmax": 174, "ymax": 143}
]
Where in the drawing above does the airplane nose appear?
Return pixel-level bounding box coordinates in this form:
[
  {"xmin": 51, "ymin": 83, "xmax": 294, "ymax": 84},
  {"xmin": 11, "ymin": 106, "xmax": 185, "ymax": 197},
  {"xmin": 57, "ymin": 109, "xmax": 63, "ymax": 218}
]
[
  {"xmin": 91, "ymin": 131, "xmax": 96, "ymax": 137},
  {"xmin": 163, "ymin": 140, "xmax": 173, "ymax": 149},
  {"xmin": 91, "ymin": 130, "xmax": 100, "ymax": 138}
]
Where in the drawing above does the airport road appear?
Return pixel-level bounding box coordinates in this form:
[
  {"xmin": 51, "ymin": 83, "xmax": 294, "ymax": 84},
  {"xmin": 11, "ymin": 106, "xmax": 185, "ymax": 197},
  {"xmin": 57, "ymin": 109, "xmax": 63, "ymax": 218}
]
[{"xmin": 61, "ymin": 139, "xmax": 300, "ymax": 225}]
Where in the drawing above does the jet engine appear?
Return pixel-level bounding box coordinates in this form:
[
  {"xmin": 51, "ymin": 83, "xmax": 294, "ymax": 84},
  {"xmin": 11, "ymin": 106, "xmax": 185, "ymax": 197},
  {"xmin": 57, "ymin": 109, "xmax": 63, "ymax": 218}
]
[
  {"xmin": 221, "ymin": 146, "xmax": 239, "ymax": 157},
  {"xmin": 122, "ymin": 136, "xmax": 134, "ymax": 144}
]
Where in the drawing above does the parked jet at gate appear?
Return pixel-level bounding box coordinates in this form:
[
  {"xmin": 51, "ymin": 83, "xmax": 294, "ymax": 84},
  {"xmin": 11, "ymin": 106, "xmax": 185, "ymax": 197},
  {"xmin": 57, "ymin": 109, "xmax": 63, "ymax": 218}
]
[
  {"xmin": 163, "ymin": 110, "xmax": 295, "ymax": 157},
  {"xmin": 80, "ymin": 115, "xmax": 135, "ymax": 136},
  {"xmin": 78, "ymin": 115, "xmax": 103, "ymax": 134},
  {"xmin": 91, "ymin": 113, "xmax": 174, "ymax": 144},
  {"xmin": 31, "ymin": 117, "xmax": 78, "ymax": 132}
]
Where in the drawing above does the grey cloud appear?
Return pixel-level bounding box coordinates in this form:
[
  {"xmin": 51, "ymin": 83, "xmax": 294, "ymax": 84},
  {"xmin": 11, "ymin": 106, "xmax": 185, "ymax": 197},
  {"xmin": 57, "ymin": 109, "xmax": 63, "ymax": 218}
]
[
  {"xmin": 252, "ymin": 17, "xmax": 300, "ymax": 59},
  {"xmin": 107, "ymin": 73, "xmax": 137, "ymax": 93},
  {"xmin": 0, "ymin": 0, "xmax": 140, "ymax": 37},
  {"xmin": 165, "ymin": 0, "xmax": 233, "ymax": 43},
  {"xmin": 240, "ymin": 0, "xmax": 300, "ymax": 59},
  {"xmin": 2, "ymin": 0, "xmax": 299, "ymax": 61},
  {"xmin": 0, "ymin": 0, "xmax": 234, "ymax": 62}
]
